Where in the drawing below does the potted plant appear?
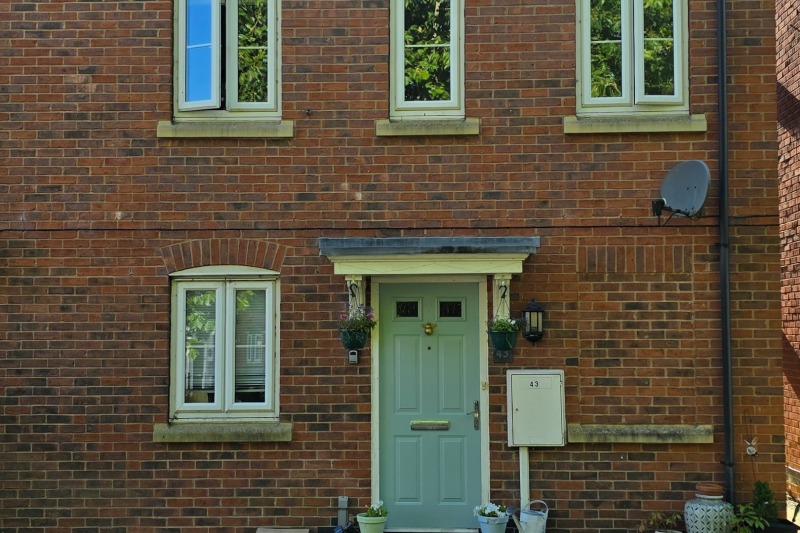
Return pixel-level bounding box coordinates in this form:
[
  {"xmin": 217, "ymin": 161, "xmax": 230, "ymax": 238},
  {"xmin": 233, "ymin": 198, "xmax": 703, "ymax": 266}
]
[
  {"xmin": 474, "ymin": 502, "xmax": 509, "ymax": 533},
  {"xmin": 731, "ymin": 503, "xmax": 769, "ymax": 533},
  {"xmin": 750, "ymin": 481, "xmax": 799, "ymax": 533},
  {"xmin": 357, "ymin": 501, "xmax": 388, "ymax": 533},
  {"xmin": 638, "ymin": 510, "xmax": 683, "ymax": 533},
  {"xmin": 338, "ymin": 304, "xmax": 377, "ymax": 350},
  {"xmin": 487, "ymin": 316, "xmax": 523, "ymax": 351}
]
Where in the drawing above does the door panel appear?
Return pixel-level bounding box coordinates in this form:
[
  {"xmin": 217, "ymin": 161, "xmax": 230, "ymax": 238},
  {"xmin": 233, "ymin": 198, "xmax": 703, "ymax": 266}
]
[{"xmin": 379, "ymin": 283, "xmax": 481, "ymax": 529}]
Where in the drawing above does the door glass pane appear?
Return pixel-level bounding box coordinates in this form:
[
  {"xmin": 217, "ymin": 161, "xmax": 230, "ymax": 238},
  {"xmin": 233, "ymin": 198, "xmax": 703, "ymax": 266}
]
[
  {"xmin": 234, "ymin": 289, "xmax": 267, "ymax": 403},
  {"xmin": 396, "ymin": 300, "xmax": 420, "ymax": 318},
  {"xmin": 590, "ymin": 0, "xmax": 623, "ymax": 98},
  {"xmin": 184, "ymin": 289, "xmax": 217, "ymax": 403},
  {"xmin": 642, "ymin": 0, "xmax": 675, "ymax": 96},
  {"xmin": 186, "ymin": 0, "xmax": 214, "ymax": 102},
  {"xmin": 237, "ymin": 0, "xmax": 270, "ymax": 102},
  {"xmin": 438, "ymin": 301, "xmax": 462, "ymax": 318},
  {"xmin": 404, "ymin": 0, "xmax": 451, "ymax": 101}
]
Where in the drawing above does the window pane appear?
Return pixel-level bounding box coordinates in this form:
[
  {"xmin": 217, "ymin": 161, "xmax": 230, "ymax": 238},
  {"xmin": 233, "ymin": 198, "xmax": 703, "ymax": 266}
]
[
  {"xmin": 184, "ymin": 290, "xmax": 217, "ymax": 403},
  {"xmin": 642, "ymin": 0, "xmax": 675, "ymax": 96},
  {"xmin": 404, "ymin": 0, "xmax": 451, "ymax": 101},
  {"xmin": 186, "ymin": 0, "xmax": 214, "ymax": 102},
  {"xmin": 590, "ymin": 0, "xmax": 623, "ymax": 98},
  {"xmin": 237, "ymin": 0, "xmax": 270, "ymax": 103},
  {"xmin": 234, "ymin": 289, "xmax": 267, "ymax": 403}
]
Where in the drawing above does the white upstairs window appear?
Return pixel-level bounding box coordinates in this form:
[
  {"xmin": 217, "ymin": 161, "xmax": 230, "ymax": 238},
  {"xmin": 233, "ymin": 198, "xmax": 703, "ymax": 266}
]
[
  {"xmin": 576, "ymin": 0, "xmax": 687, "ymax": 115},
  {"xmin": 170, "ymin": 268, "xmax": 280, "ymax": 421},
  {"xmin": 176, "ymin": 0, "xmax": 280, "ymax": 116},
  {"xmin": 390, "ymin": 0, "xmax": 464, "ymax": 118}
]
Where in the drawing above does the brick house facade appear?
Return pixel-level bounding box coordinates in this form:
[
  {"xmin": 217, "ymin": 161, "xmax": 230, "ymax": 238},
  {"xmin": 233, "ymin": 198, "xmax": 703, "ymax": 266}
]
[
  {"xmin": 778, "ymin": 0, "xmax": 800, "ymax": 520},
  {"xmin": 0, "ymin": 0, "xmax": 785, "ymax": 532}
]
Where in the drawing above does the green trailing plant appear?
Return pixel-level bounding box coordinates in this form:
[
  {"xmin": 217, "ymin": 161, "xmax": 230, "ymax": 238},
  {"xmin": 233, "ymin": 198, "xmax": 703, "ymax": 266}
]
[
  {"xmin": 731, "ymin": 503, "xmax": 769, "ymax": 533},
  {"xmin": 752, "ymin": 480, "xmax": 779, "ymax": 523}
]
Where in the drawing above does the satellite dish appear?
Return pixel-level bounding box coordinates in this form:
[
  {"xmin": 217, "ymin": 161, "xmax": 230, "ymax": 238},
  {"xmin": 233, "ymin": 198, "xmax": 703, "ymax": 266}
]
[{"xmin": 653, "ymin": 160, "xmax": 710, "ymax": 219}]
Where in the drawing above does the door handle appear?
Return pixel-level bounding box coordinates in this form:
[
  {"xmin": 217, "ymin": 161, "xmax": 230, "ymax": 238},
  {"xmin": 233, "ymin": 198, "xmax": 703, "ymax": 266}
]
[{"xmin": 466, "ymin": 400, "xmax": 479, "ymax": 430}]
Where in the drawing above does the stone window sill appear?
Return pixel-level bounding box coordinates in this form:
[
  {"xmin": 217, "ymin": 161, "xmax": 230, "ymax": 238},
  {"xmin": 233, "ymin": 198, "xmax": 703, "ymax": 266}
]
[
  {"xmin": 157, "ymin": 120, "xmax": 294, "ymax": 139},
  {"xmin": 567, "ymin": 423, "xmax": 713, "ymax": 443},
  {"xmin": 153, "ymin": 421, "xmax": 292, "ymax": 443},
  {"xmin": 375, "ymin": 117, "xmax": 480, "ymax": 137},
  {"xmin": 563, "ymin": 113, "xmax": 707, "ymax": 134}
]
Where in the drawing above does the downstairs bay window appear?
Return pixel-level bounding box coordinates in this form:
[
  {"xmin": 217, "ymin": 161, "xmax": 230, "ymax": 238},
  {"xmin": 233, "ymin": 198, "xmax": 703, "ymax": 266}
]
[{"xmin": 170, "ymin": 267, "xmax": 280, "ymax": 421}]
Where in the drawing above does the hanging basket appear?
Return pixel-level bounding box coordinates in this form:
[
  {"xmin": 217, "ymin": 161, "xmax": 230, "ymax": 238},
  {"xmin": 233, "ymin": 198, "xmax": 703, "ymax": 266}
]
[
  {"xmin": 489, "ymin": 330, "xmax": 518, "ymax": 351},
  {"xmin": 340, "ymin": 329, "xmax": 369, "ymax": 350}
]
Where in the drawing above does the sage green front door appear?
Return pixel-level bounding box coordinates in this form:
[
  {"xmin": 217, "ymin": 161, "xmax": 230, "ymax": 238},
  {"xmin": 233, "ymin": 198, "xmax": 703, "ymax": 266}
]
[{"xmin": 379, "ymin": 283, "xmax": 481, "ymax": 529}]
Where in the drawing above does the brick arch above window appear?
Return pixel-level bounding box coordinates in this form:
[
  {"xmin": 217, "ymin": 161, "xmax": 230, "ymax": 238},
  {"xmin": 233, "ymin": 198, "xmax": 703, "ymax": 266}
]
[{"xmin": 158, "ymin": 239, "xmax": 287, "ymax": 274}]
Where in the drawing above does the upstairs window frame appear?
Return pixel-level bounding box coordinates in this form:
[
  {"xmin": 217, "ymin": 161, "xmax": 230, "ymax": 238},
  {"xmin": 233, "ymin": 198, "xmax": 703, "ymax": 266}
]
[
  {"xmin": 169, "ymin": 267, "xmax": 280, "ymax": 422},
  {"xmin": 175, "ymin": 0, "xmax": 281, "ymax": 118},
  {"xmin": 576, "ymin": 0, "xmax": 688, "ymax": 115},
  {"xmin": 390, "ymin": 0, "xmax": 465, "ymax": 119}
]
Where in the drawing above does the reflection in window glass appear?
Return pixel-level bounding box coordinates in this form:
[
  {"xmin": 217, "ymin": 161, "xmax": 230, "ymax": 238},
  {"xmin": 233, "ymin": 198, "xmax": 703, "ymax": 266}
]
[
  {"xmin": 590, "ymin": 0, "xmax": 623, "ymax": 98},
  {"xmin": 404, "ymin": 0, "xmax": 451, "ymax": 101},
  {"xmin": 237, "ymin": 0, "xmax": 270, "ymax": 103},
  {"xmin": 642, "ymin": 0, "xmax": 675, "ymax": 96},
  {"xmin": 396, "ymin": 300, "xmax": 420, "ymax": 318},
  {"xmin": 234, "ymin": 289, "xmax": 267, "ymax": 403},
  {"xmin": 439, "ymin": 301, "xmax": 462, "ymax": 318},
  {"xmin": 184, "ymin": 289, "xmax": 217, "ymax": 403},
  {"xmin": 186, "ymin": 0, "xmax": 214, "ymax": 102}
]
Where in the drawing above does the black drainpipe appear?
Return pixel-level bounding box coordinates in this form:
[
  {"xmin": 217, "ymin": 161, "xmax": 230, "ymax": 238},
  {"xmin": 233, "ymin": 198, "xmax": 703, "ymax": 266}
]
[{"xmin": 717, "ymin": 0, "xmax": 735, "ymax": 505}]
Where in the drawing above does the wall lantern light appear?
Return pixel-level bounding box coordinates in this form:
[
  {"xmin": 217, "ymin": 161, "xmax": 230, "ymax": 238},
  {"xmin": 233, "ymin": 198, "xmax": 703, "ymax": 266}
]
[{"xmin": 521, "ymin": 299, "xmax": 545, "ymax": 345}]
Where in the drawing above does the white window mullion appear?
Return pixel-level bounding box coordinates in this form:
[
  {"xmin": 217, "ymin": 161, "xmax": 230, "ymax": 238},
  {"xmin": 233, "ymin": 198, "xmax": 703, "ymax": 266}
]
[
  {"xmin": 224, "ymin": 283, "xmax": 236, "ymax": 413},
  {"xmin": 178, "ymin": 0, "xmax": 221, "ymax": 111}
]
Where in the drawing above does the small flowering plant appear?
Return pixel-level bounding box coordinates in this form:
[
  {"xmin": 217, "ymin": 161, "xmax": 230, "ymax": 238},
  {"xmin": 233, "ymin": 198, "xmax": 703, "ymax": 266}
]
[
  {"xmin": 338, "ymin": 304, "xmax": 378, "ymax": 332},
  {"xmin": 364, "ymin": 500, "xmax": 388, "ymax": 518},
  {"xmin": 486, "ymin": 316, "xmax": 523, "ymax": 332},
  {"xmin": 473, "ymin": 502, "xmax": 508, "ymax": 518}
]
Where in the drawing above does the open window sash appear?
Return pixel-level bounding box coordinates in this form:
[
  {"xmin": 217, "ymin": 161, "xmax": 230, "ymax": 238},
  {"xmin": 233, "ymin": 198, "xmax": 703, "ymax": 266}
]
[{"xmin": 178, "ymin": 0, "xmax": 221, "ymax": 111}]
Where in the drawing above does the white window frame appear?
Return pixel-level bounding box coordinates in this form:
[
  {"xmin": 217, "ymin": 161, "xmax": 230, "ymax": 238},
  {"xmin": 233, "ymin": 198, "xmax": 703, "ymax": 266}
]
[
  {"xmin": 576, "ymin": 0, "xmax": 687, "ymax": 115},
  {"xmin": 390, "ymin": 0, "xmax": 465, "ymax": 119},
  {"xmin": 175, "ymin": 0, "xmax": 281, "ymax": 119},
  {"xmin": 169, "ymin": 266, "xmax": 280, "ymax": 421}
]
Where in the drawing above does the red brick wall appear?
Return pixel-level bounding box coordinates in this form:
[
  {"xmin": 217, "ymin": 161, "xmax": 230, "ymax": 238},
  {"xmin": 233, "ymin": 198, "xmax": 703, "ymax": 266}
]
[
  {"xmin": 777, "ymin": 0, "xmax": 800, "ymax": 509},
  {"xmin": 0, "ymin": 0, "xmax": 783, "ymax": 532}
]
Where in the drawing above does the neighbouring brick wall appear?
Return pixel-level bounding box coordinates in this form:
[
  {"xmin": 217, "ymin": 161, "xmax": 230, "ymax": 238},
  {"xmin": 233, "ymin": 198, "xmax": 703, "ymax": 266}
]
[
  {"xmin": 0, "ymin": 0, "xmax": 783, "ymax": 532},
  {"xmin": 777, "ymin": 0, "xmax": 800, "ymax": 509}
]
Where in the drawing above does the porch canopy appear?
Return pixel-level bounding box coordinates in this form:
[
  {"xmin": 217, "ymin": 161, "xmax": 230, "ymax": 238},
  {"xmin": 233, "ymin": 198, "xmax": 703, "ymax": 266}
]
[{"xmin": 318, "ymin": 236, "xmax": 541, "ymax": 275}]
